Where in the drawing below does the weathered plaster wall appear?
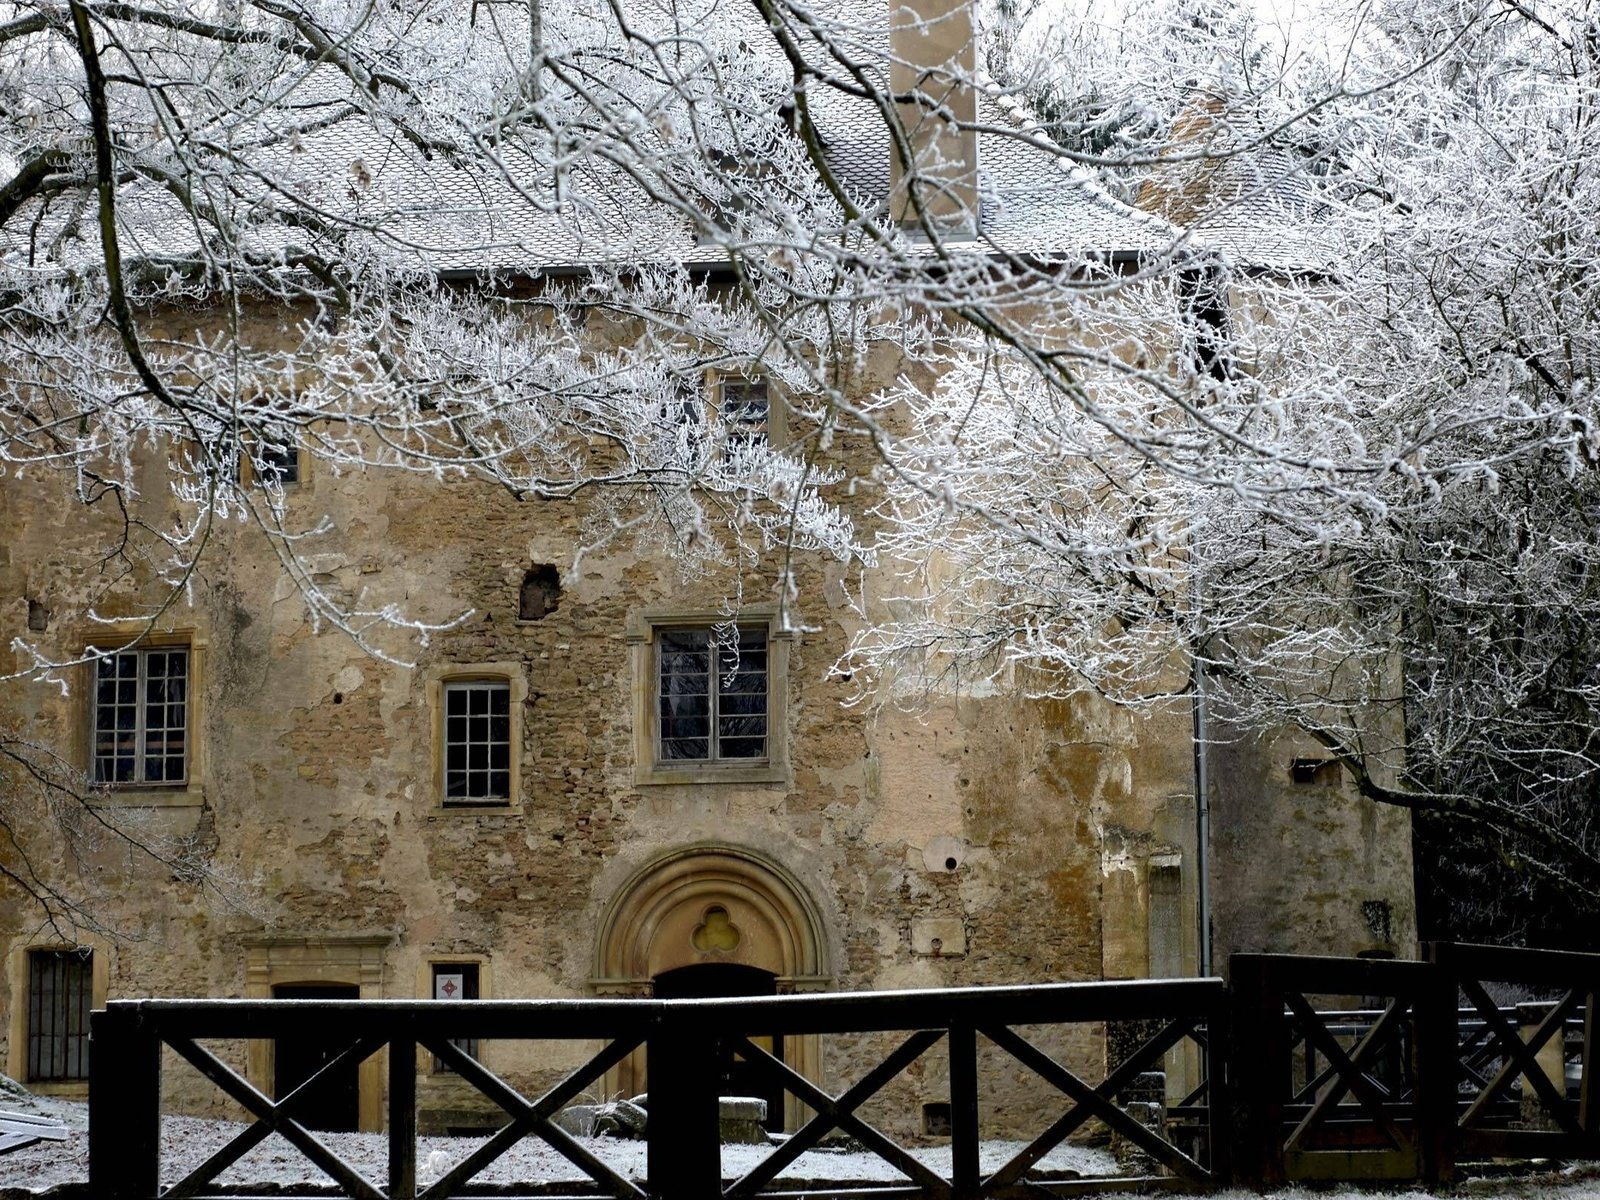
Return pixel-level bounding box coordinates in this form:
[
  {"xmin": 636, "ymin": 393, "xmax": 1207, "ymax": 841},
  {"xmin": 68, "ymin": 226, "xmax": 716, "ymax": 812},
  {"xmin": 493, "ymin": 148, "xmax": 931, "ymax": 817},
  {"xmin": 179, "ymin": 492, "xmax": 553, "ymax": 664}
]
[
  {"xmin": 0, "ymin": 299, "xmax": 1411, "ymax": 1141},
  {"xmin": 1207, "ymin": 722, "xmax": 1416, "ymax": 966}
]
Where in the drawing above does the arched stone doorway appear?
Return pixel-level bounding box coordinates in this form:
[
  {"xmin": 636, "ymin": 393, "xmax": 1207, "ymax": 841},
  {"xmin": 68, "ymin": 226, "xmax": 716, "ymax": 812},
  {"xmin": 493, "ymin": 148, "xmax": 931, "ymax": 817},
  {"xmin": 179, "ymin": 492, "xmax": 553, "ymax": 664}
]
[{"xmin": 592, "ymin": 845, "xmax": 831, "ymax": 1129}]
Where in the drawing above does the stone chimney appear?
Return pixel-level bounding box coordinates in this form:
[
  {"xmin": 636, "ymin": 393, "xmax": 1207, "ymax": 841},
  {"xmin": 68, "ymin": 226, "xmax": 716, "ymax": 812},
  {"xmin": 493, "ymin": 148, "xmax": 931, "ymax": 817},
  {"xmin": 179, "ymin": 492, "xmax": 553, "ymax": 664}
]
[
  {"xmin": 888, "ymin": 0, "xmax": 978, "ymax": 236},
  {"xmin": 1135, "ymin": 89, "xmax": 1228, "ymax": 226}
]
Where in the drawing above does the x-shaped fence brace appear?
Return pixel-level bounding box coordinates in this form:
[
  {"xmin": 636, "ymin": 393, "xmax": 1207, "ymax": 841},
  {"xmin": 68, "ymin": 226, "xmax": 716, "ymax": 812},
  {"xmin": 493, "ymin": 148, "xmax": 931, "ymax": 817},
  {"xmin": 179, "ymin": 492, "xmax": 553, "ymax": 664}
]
[
  {"xmin": 1458, "ymin": 982, "xmax": 1580, "ymax": 1135},
  {"xmin": 720, "ymin": 1016, "xmax": 1212, "ymax": 1200},
  {"xmin": 1456, "ymin": 1017, "xmax": 1514, "ymax": 1097},
  {"xmin": 1288, "ymin": 1015, "xmax": 1415, "ymax": 1108},
  {"xmin": 1281, "ymin": 993, "xmax": 1414, "ymax": 1154},
  {"xmin": 415, "ymin": 1035, "xmax": 645, "ymax": 1200},
  {"xmin": 158, "ymin": 1033, "xmax": 646, "ymax": 1200},
  {"xmin": 725, "ymin": 1029, "xmax": 950, "ymax": 1199},
  {"xmin": 162, "ymin": 1034, "xmax": 390, "ymax": 1200},
  {"xmin": 979, "ymin": 1017, "xmax": 1210, "ymax": 1190}
]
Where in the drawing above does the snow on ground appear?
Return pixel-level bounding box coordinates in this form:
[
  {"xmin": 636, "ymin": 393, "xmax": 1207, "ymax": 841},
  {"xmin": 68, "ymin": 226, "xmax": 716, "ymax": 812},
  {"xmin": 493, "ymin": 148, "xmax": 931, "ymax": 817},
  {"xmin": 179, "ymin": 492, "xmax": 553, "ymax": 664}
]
[
  {"xmin": 2, "ymin": 1097, "xmax": 1599, "ymax": 1199},
  {"xmin": 0, "ymin": 1099, "xmax": 1118, "ymax": 1194}
]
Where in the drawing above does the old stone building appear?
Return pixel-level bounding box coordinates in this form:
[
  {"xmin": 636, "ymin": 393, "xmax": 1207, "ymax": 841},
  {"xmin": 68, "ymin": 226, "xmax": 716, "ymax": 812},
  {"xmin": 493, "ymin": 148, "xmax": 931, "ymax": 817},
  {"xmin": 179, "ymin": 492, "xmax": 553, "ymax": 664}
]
[{"xmin": 0, "ymin": 0, "xmax": 1414, "ymax": 1141}]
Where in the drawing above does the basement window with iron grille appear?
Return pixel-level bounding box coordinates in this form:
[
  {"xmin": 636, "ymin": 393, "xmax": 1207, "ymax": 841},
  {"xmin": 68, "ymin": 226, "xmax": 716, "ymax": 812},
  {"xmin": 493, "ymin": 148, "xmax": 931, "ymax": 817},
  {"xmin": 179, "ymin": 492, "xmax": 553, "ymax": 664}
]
[
  {"xmin": 92, "ymin": 646, "xmax": 189, "ymax": 786},
  {"xmin": 27, "ymin": 949, "xmax": 92, "ymax": 1083}
]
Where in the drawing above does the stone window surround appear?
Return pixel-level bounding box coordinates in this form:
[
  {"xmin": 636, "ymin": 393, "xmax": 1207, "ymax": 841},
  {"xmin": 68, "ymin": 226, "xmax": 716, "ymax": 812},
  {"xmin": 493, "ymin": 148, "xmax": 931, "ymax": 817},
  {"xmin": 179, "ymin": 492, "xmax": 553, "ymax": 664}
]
[
  {"xmin": 241, "ymin": 933, "xmax": 390, "ymax": 1134},
  {"xmin": 5, "ymin": 935, "xmax": 110, "ymax": 1096},
  {"xmin": 423, "ymin": 662, "xmax": 528, "ymax": 812},
  {"xmin": 627, "ymin": 606, "xmax": 794, "ymax": 787},
  {"xmin": 416, "ymin": 953, "xmax": 492, "ymax": 1081},
  {"xmin": 709, "ymin": 370, "xmax": 788, "ymax": 450},
  {"xmin": 73, "ymin": 622, "xmax": 208, "ymax": 809},
  {"xmin": 187, "ymin": 428, "xmax": 315, "ymax": 494}
]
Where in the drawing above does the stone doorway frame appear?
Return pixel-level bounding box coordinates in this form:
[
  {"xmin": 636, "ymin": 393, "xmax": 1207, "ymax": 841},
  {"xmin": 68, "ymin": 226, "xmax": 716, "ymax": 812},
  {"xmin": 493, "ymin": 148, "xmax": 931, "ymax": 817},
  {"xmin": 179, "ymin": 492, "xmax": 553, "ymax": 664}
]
[
  {"xmin": 591, "ymin": 845, "xmax": 831, "ymax": 1130},
  {"xmin": 241, "ymin": 934, "xmax": 390, "ymax": 1132}
]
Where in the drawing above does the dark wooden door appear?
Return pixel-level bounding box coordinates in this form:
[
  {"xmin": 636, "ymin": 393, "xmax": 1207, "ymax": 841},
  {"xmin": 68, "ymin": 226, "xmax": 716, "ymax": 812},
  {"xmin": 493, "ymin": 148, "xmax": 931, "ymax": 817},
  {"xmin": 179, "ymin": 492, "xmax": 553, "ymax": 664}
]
[
  {"xmin": 272, "ymin": 984, "xmax": 361, "ymax": 1131},
  {"xmin": 653, "ymin": 964, "xmax": 784, "ymax": 1131}
]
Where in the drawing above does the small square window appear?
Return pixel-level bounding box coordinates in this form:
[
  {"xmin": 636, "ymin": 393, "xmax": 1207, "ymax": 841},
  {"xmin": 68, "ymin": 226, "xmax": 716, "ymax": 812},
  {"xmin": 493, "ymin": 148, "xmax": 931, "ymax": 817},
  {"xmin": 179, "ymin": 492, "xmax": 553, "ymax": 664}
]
[
  {"xmin": 254, "ymin": 442, "xmax": 301, "ymax": 486},
  {"xmin": 657, "ymin": 380, "xmax": 707, "ymax": 465},
  {"xmin": 657, "ymin": 626, "xmax": 768, "ymax": 763},
  {"xmin": 442, "ymin": 681, "xmax": 511, "ymax": 803},
  {"xmin": 91, "ymin": 646, "xmax": 189, "ymax": 786},
  {"xmin": 27, "ymin": 949, "xmax": 93, "ymax": 1083},
  {"xmin": 431, "ymin": 962, "xmax": 481, "ymax": 1072},
  {"xmin": 720, "ymin": 378, "xmax": 770, "ymax": 448}
]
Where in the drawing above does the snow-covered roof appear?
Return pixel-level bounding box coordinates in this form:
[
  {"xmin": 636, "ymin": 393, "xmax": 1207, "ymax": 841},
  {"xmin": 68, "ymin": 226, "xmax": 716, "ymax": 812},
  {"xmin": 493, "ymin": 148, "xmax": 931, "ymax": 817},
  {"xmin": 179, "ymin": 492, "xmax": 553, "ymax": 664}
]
[
  {"xmin": 807, "ymin": 77, "xmax": 1185, "ymax": 260},
  {"xmin": 1179, "ymin": 148, "xmax": 1340, "ymax": 272},
  {"xmin": 1132, "ymin": 96, "xmax": 1338, "ymax": 273},
  {"xmin": 0, "ymin": 0, "xmax": 1326, "ymax": 278}
]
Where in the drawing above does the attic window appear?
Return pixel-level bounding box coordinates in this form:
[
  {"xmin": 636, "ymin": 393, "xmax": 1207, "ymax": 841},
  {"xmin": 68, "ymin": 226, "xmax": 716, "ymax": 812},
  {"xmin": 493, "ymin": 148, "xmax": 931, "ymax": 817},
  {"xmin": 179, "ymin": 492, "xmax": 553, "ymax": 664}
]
[
  {"xmin": 1289, "ymin": 757, "xmax": 1338, "ymax": 785},
  {"xmin": 254, "ymin": 442, "xmax": 301, "ymax": 486},
  {"xmin": 519, "ymin": 565, "xmax": 561, "ymax": 621},
  {"xmin": 720, "ymin": 378, "xmax": 770, "ymax": 448}
]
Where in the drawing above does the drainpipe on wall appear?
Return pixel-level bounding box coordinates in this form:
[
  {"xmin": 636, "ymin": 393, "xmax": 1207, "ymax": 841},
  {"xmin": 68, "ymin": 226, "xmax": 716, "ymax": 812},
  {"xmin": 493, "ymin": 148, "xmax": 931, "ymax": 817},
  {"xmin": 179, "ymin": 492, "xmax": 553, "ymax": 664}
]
[
  {"xmin": 1179, "ymin": 261, "xmax": 1229, "ymax": 983},
  {"xmin": 1192, "ymin": 636, "xmax": 1213, "ymax": 979}
]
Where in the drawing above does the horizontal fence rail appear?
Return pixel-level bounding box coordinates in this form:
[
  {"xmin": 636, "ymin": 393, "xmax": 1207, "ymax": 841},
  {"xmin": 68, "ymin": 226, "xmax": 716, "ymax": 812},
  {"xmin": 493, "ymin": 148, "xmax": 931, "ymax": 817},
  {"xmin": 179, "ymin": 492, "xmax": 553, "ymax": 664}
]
[
  {"xmin": 86, "ymin": 942, "xmax": 1600, "ymax": 1197},
  {"xmin": 88, "ymin": 978, "xmax": 1229, "ymax": 1200}
]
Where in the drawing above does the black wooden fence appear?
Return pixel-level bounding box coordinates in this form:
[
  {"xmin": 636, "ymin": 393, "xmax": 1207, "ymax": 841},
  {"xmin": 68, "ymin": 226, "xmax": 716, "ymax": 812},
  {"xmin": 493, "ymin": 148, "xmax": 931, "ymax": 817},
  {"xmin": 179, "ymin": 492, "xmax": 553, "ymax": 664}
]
[
  {"xmin": 1231, "ymin": 942, "xmax": 1600, "ymax": 1185},
  {"xmin": 86, "ymin": 942, "xmax": 1600, "ymax": 1199},
  {"xmin": 89, "ymin": 978, "xmax": 1228, "ymax": 1200}
]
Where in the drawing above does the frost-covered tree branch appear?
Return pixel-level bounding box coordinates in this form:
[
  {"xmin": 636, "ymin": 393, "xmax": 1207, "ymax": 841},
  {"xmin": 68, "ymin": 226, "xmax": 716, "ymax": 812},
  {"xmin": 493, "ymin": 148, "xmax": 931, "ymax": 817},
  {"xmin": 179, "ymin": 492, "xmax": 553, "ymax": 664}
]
[{"xmin": 6, "ymin": 0, "xmax": 1600, "ymax": 923}]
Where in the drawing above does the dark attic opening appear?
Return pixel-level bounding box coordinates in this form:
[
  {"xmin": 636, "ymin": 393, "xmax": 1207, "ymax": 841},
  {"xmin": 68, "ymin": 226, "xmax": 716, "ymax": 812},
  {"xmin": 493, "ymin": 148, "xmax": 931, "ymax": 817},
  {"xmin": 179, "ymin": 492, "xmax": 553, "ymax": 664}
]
[{"xmin": 520, "ymin": 564, "xmax": 561, "ymax": 621}]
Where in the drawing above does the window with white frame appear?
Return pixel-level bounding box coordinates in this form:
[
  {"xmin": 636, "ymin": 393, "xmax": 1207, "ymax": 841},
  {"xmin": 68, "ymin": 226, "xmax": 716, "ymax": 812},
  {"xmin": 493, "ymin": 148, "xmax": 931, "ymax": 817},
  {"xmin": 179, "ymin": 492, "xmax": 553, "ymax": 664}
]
[
  {"xmin": 657, "ymin": 626, "xmax": 769, "ymax": 763},
  {"xmin": 92, "ymin": 646, "xmax": 189, "ymax": 785},
  {"xmin": 26, "ymin": 949, "xmax": 93, "ymax": 1082},
  {"xmin": 442, "ymin": 681, "xmax": 511, "ymax": 803}
]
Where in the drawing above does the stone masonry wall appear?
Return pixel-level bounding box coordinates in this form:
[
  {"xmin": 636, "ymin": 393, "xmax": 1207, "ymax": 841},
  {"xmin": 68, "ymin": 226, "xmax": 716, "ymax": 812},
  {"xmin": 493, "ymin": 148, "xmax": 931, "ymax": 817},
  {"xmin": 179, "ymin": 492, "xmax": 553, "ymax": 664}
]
[{"xmin": 0, "ymin": 298, "xmax": 1411, "ymax": 1143}]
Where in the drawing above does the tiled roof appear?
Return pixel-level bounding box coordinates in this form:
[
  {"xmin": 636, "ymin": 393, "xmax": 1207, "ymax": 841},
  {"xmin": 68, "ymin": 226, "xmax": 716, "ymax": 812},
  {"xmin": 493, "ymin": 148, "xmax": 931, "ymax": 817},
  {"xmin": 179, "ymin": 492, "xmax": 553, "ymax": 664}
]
[
  {"xmin": 0, "ymin": 0, "xmax": 1322, "ymax": 275},
  {"xmin": 1132, "ymin": 97, "xmax": 1338, "ymax": 272}
]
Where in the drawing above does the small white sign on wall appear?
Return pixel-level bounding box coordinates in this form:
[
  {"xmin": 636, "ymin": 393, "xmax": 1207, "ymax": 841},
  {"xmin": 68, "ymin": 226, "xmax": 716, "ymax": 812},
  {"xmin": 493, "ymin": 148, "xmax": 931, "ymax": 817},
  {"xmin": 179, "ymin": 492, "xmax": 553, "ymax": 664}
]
[{"xmin": 434, "ymin": 972, "xmax": 465, "ymax": 1001}]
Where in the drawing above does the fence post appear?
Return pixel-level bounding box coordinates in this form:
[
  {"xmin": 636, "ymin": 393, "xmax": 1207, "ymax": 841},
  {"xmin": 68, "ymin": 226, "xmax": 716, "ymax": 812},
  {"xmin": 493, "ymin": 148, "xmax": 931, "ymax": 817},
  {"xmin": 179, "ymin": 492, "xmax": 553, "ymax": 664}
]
[
  {"xmin": 646, "ymin": 1008, "xmax": 721, "ymax": 1200},
  {"xmin": 388, "ymin": 1037, "xmax": 417, "ymax": 1200},
  {"xmin": 1228, "ymin": 957, "xmax": 1287, "ymax": 1186},
  {"xmin": 948, "ymin": 1022, "xmax": 980, "ymax": 1199},
  {"xmin": 1582, "ymin": 987, "xmax": 1598, "ymax": 1137},
  {"xmin": 1415, "ymin": 949, "xmax": 1457, "ymax": 1186},
  {"xmin": 89, "ymin": 1004, "xmax": 162, "ymax": 1200},
  {"xmin": 1204, "ymin": 985, "xmax": 1232, "ymax": 1184}
]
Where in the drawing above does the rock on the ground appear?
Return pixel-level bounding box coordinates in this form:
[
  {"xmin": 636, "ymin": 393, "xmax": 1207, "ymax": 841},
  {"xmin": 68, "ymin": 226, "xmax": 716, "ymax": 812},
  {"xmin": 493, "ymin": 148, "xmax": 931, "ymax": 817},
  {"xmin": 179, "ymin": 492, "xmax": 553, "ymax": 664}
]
[
  {"xmin": 552, "ymin": 1104, "xmax": 599, "ymax": 1137},
  {"xmin": 718, "ymin": 1096, "xmax": 769, "ymax": 1145},
  {"xmin": 593, "ymin": 1098, "xmax": 648, "ymax": 1139}
]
